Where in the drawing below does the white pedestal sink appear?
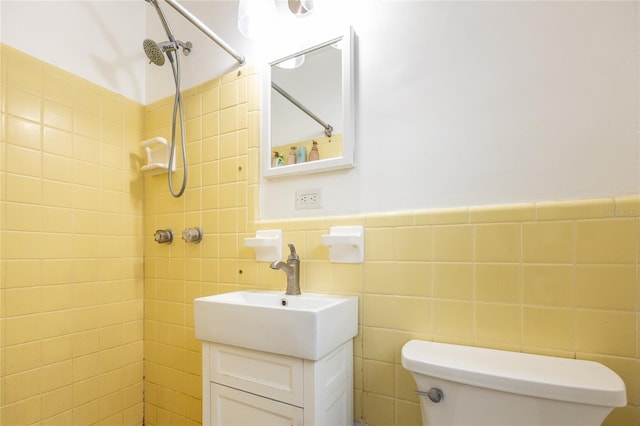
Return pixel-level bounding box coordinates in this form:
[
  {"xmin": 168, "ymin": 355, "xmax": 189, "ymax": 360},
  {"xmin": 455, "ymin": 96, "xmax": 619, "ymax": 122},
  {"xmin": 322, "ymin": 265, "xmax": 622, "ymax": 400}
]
[
  {"xmin": 194, "ymin": 290, "xmax": 359, "ymax": 426},
  {"xmin": 194, "ymin": 290, "xmax": 358, "ymax": 360}
]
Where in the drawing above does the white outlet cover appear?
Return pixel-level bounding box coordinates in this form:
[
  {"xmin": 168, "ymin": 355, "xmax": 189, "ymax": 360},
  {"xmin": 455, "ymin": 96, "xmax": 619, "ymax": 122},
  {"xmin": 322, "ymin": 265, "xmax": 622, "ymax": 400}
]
[{"xmin": 295, "ymin": 189, "xmax": 322, "ymax": 209}]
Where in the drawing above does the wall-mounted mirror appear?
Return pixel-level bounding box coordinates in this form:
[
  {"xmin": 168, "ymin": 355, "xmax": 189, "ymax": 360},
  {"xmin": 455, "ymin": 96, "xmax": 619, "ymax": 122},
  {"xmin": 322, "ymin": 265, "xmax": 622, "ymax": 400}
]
[{"xmin": 262, "ymin": 27, "xmax": 355, "ymax": 178}]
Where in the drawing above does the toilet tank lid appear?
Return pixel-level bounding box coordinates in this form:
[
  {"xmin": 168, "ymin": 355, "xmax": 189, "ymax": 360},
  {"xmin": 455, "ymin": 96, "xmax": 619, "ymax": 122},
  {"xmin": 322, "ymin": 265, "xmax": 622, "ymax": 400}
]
[{"xmin": 401, "ymin": 340, "xmax": 626, "ymax": 408}]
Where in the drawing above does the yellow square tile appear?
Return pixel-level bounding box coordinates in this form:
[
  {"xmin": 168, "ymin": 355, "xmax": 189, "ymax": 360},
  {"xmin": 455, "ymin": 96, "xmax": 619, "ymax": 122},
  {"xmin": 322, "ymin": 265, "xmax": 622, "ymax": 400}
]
[
  {"xmin": 4, "ymin": 260, "xmax": 41, "ymax": 289},
  {"xmin": 5, "ymin": 202, "xmax": 41, "ymax": 231},
  {"xmin": 431, "ymin": 225, "xmax": 473, "ymax": 261},
  {"xmin": 7, "ymin": 52, "xmax": 43, "ymax": 95},
  {"xmin": 432, "ymin": 263, "xmax": 473, "ymax": 300},
  {"xmin": 522, "ymin": 221, "xmax": 574, "ymax": 263},
  {"xmin": 202, "ymin": 87, "xmax": 220, "ymax": 114},
  {"xmin": 42, "ymin": 284, "xmax": 73, "ymax": 312},
  {"xmin": 395, "ymin": 262, "xmax": 430, "ymax": 297},
  {"xmin": 6, "ymin": 85, "xmax": 41, "ymax": 122},
  {"xmin": 220, "ymin": 80, "xmax": 238, "ymax": 109},
  {"xmin": 395, "ymin": 226, "xmax": 430, "ymax": 261},
  {"xmin": 41, "ymin": 335, "xmax": 72, "ymax": 365},
  {"xmin": 1, "ymin": 396, "xmax": 42, "ymax": 426},
  {"xmin": 363, "ymin": 359, "xmax": 395, "ymax": 397},
  {"xmin": 5, "ymin": 231, "xmax": 42, "ymax": 260},
  {"xmin": 522, "ymin": 264, "xmax": 573, "ymax": 306},
  {"xmin": 219, "ymin": 157, "xmax": 238, "ymax": 185},
  {"xmin": 43, "ymin": 153, "xmax": 74, "ymax": 183},
  {"xmin": 362, "ymin": 327, "xmax": 396, "ymax": 362},
  {"xmin": 101, "ymin": 95, "xmax": 124, "ymax": 124},
  {"xmin": 43, "ymin": 127, "xmax": 73, "ymax": 157},
  {"xmin": 6, "ymin": 144, "xmax": 41, "ymax": 177},
  {"xmin": 475, "ymin": 303, "xmax": 521, "ymax": 348},
  {"xmin": 475, "ymin": 223, "xmax": 521, "ymax": 262},
  {"xmin": 5, "ymin": 174, "xmax": 42, "ymax": 204},
  {"xmin": 43, "ymin": 71, "xmax": 72, "ymax": 105},
  {"xmin": 432, "ymin": 300, "xmax": 473, "ymax": 341},
  {"xmin": 331, "ymin": 263, "xmax": 363, "ymax": 294},
  {"xmin": 41, "ymin": 385, "xmax": 73, "ymax": 419},
  {"xmin": 363, "ymin": 262, "xmax": 396, "ymax": 295},
  {"xmin": 42, "ymin": 207, "xmax": 73, "ymax": 234},
  {"xmin": 576, "ymin": 218, "xmax": 636, "ymax": 264},
  {"xmin": 43, "ymin": 180, "xmax": 73, "ymax": 208},
  {"xmin": 522, "ymin": 307, "xmax": 574, "ymax": 351},
  {"xmin": 576, "ymin": 265, "xmax": 636, "ymax": 310},
  {"xmin": 7, "ymin": 115, "xmax": 40, "ymax": 150},
  {"xmin": 362, "ymin": 392, "xmax": 395, "ymax": 426},
  {"xmin": 396, "ymin": 297, "xmax": 430, "ymax": 334},
  {"xmin": 219, "ymin": 106, "xmax": 239, "ymax": 135},
  {"xmin": 3, "ymin": 369, "xmax": 42, "ymax": 404},
  {"xmin": 396, "ymin": 400, "xmax": 422, "ymax": 426},
  {"xmin": 3, "ymin": 315, "xmax": 41, "ymax": 346},
  {"xmin": 4, "ymin": 341, "xmax": 41, "ymax": 375},
  {"xmin": 74, "ymin": 110, "xmax": 100, "ymax": 138},
  {"xmin": 577, "ymin": 309, "xmax": 636, "ymax": 357},
  {"xmin": 365, "ymin": 228, "xmax": 394, "ymax": 261},
  {"xmin": 44, "ymin": 99, "xmax": 73, "ymax": 131},
  {"xmin": 4, "ymin": 287, "xmax": 41, "ymax": 316},
  {"xmin": 475, "ymin": 263, "xmax": 521, "ymax": 303},
  {"xmin": 303, "ymin": 260, "xmax": 332, "ymax": 293},
  {"xmin": 219, "ymin": 131, "xmax": 238, "ymax": 160},
  {"xmin": 362, "ymin": 294, "xmax": 395, "ymax": 328}
]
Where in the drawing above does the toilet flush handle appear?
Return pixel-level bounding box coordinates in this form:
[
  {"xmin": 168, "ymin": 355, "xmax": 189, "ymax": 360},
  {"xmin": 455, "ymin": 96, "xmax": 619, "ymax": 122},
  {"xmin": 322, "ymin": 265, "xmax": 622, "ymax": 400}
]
[{"xmin": 416, "ymin": 388, "xmax": 444, "ymax": 403}]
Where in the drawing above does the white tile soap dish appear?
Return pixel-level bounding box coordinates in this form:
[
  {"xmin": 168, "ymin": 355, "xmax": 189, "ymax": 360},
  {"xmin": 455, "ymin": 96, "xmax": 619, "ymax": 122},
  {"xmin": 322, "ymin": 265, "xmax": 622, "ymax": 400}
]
[
  {"xmin": 321, "ymin": 226, "xmax": 364, "ymax": 263},
  {"xmin": 140, "ymin": 137, "xmax": 176, "ymax": 175},
  {"xmin": 244, "ymin": 230, "xmax": 282, "ymax": 262}
]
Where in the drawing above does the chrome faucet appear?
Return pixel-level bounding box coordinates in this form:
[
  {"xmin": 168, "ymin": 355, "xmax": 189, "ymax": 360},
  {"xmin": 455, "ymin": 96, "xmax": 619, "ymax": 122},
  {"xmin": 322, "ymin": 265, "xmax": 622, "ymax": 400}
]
[{"xmin": 270, "ymin": 244, "xmax": 301, "ymax": 295}]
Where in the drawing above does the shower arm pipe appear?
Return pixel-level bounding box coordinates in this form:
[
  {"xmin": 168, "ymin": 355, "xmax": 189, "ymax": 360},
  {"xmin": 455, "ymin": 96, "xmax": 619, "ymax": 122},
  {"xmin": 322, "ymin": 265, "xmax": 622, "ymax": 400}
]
[
  {"xmin": 163, "ymin": 0, "xmax": 245, "ymax": 65},
  {"xmin": 271, "ymin": 82, "xmax": 333, "ymax": 137}
]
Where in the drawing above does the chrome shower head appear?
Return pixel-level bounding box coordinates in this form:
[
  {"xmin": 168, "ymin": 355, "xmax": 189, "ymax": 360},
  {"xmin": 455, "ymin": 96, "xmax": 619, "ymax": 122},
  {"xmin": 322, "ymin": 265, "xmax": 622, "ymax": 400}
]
[{"xmin": 143, "ymin": 39, "xmax": 166, "ymax": 66}]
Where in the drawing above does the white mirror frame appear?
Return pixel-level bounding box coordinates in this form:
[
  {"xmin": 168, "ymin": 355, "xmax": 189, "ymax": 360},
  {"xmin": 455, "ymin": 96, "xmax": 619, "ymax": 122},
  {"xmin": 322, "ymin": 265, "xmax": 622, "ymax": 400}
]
[{"xmin": 261, "ymin": 26, "xmax": 355, "ymax": 179}]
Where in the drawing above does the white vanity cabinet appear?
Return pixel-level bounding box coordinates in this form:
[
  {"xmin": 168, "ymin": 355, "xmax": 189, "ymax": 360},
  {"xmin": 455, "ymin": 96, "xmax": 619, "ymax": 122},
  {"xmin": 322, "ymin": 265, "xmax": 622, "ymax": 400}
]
[{"xmin": 202, "ymin": 340, "xmax": 354, "ymax": 426}]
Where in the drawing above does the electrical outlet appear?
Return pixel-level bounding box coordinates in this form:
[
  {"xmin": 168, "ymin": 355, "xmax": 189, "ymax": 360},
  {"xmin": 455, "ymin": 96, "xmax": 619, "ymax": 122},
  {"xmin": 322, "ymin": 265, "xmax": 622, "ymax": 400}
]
[{"xmin": 295, "ymin": 189, "xmax": 322, "ymax": 209}]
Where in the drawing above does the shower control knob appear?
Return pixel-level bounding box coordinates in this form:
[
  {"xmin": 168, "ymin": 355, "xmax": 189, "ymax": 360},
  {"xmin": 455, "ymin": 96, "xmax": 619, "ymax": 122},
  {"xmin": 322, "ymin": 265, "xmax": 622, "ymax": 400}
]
[
  {"xmin": 154, "ymin": 229, "xmax": 173, "ymax": 244},
  {"xmin": 182, "ymin": 227, "xmax": 203, "ymax": 243}
]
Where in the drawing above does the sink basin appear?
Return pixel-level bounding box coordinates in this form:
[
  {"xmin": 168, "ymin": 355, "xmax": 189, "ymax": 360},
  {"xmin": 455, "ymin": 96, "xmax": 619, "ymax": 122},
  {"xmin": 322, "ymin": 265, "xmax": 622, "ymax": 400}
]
[{"xmin": 194, "ymin": 290, "xmax": 358, "ymax": 360}]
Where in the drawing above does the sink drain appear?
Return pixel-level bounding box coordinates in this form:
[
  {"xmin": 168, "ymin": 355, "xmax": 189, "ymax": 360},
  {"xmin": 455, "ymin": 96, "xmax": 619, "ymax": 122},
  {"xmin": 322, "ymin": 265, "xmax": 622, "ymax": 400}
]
[{"xmin": 280, "ymin": 298, "xmax": 288, "ymax": 307}]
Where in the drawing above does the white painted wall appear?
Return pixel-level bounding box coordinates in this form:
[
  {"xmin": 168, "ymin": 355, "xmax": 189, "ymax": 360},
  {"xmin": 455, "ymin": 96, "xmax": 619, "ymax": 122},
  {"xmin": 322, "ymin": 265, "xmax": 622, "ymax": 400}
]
[
  {"xmin": 261, "ymin": 1, "xmax": 640, "ymax": 219},
  {"xmin": 2, "ymin": 1, "xmax": 638, "ymax": 220},
  {"xmin": 1, "ymin": 0, "xmax": 147, "ymax": 103}
]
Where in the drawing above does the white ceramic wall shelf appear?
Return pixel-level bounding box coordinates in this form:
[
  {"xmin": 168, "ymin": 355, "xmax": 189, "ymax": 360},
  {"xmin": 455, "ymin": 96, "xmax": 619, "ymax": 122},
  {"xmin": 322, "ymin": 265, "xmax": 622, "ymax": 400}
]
[
  {"xmin": 244, "ymin": 230, "xmax": 282, "ymax": 262},
  {"xmin": 140, "ymin": 137, "xmax": 175, "ymax": 175},
  {"xmin": 321, "ymin": 225, "xmax": 364, "ymax": 264}
]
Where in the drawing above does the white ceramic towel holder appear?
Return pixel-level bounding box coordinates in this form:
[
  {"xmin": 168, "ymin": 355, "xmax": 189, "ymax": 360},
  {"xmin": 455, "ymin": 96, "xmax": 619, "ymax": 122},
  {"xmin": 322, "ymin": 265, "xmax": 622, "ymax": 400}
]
[
  {"xmin": 140, "ymin": 137, "xmax": 176, "ymax": 175},
  {"xmin": 244, "ymin": 230, "xmax": 282, "ymax": 262},
  {"xmin": 321, "ymin": 226, "xmax": 364, "ymax": 264}
]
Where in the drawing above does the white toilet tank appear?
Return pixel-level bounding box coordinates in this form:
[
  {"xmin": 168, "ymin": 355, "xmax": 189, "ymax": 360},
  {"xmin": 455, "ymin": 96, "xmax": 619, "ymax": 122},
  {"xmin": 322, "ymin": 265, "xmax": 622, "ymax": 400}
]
[{"xmin": 401, "ymin": 340, "xmax": 627, "ymax": 426}]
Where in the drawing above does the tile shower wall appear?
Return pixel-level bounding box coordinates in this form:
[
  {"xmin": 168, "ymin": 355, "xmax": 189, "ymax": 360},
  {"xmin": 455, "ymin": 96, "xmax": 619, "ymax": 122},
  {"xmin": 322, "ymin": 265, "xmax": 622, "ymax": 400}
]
[
  {"xmin": 144, "ymin": 67, "xmax": 639, "ymax": 425},
  {"xmin": 0, "ymin": 45, "xmax": 145, "ymax": 425},
  {"xmin": 142, "ymin": 67, "xmax": 261, "ymax": 425}
]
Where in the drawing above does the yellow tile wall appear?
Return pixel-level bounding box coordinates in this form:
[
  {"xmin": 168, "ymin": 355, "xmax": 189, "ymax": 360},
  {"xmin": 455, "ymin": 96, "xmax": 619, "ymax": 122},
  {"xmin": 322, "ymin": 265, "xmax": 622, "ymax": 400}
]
[
  {"xmin": 2, "ymin": 44, "xmax": 637, "ymax": 426},
  {"xmin": 0, "ymin": 44, "xmax": 145, "ymax": 425},
  {"xmin": 142, "ymin": 63, "xmax": 639, "ymax": 426}
]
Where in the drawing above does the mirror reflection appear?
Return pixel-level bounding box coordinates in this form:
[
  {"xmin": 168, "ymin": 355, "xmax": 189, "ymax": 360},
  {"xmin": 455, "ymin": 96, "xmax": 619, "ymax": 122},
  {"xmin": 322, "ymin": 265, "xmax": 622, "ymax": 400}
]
[{"xmin": 270, "ymin": 42, "xmax": 342, "ymax": 166}]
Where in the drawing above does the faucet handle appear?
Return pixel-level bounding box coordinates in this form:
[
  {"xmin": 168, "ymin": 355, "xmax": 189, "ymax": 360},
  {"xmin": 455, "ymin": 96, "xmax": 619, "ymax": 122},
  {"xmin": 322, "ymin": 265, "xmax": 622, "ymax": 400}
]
[{"xmin": 287, "ymin": 243, "xmax": 299, "ymax": 260}]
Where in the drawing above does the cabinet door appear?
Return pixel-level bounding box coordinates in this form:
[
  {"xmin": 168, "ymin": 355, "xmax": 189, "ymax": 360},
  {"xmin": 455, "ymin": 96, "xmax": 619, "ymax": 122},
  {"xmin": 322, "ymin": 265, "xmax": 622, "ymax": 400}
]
[
  {"xmin": 209, "ymin": 343, "xmax": 304, "ymax": 406},
  {"xmin": 211, "ymin": 383, "xmax": 304, "ymax": 426}
]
